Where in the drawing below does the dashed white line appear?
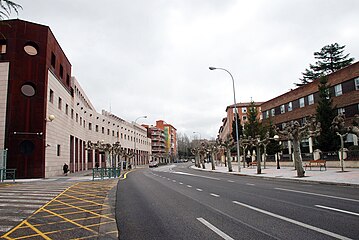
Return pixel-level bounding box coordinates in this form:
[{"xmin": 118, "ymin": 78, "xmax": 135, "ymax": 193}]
[
  {"xmin": 227, "ymin": 180, "xmax": 235, "ymax": 183},
  {"xmin": 275, "ymin": 188, "xmax": 359, "ymax": 203},
  {"xmin": 187, "ymin": 185, "xmax": 192, "ymax": 188},
  {"xmin": 197, "ymin": 217, "xmax": 234, "ymax": 240},
  {"xmin": 210, "ymin": 193, "xmax": 220, "ymax": 198},
  {"xmin": 246, "ymin": 183, "xmax": 255, "ymax": 186},
  {"xmin": 315, "ymin": 205, "xmax": 359, "ymax": 216},
  {"xmin": 179, "ymin": 182, "xmax": 183, "ymax": 185},
  {"xmin": 196, "ymin": 188, "xmax": 203, "ymax": 192},
  {"xmin": 172, "ymin": 180, "xmax": 177, "ymax": 183},
  {"xmin": 233, "ymin": 200, "xmax": 351, "ymax": 240}
]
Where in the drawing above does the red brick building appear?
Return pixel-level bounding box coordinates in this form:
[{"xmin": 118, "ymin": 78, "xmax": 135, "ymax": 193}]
[
  {"xmin": 218, "ymin": 102, "xmax": 263, "ymax": 140},
  {"xmin": 261, "ymin": 61, "xmax": 359, "ymax": 151}
]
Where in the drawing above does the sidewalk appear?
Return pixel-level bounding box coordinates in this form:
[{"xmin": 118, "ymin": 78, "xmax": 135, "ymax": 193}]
[{"xmin": 191, "ymin": 163, "xmax": 359, "ymax": 186}]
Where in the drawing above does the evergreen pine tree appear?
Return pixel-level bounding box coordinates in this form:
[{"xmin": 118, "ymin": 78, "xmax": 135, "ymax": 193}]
[
  {"xmin": 315, "ymin": 76, "xmax": 340, "ymax": 151},
  {"xmin": 244, "ymin": 101, "xmax": 262, "ymax": 138},
  {"xmin": 297, "ymin": 43, "xmax": 354, "ymax": 86}
]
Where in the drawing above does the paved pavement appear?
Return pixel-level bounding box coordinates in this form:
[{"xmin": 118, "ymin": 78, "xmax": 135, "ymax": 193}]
[
  {"xmin": 191, "ymin": 162, "xmax": 359, "ymax": 186},
  {"xmin": 0, "ymin": 170, "xmax": 122, "ymax": 239}
]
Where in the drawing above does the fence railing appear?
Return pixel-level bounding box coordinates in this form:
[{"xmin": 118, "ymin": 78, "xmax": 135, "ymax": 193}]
[
  {"xmin": 92, "ymin": 167, "xmax": 121, "ymax": 180},
  {"xmin": 0, "ymin": 168, "xmax": 16, "ymax": 182}
]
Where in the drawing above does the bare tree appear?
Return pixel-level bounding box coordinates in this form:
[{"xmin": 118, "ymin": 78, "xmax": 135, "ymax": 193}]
[{"xmin": 0, "ymin": 0, "xmax": 22, "ymax": 20}]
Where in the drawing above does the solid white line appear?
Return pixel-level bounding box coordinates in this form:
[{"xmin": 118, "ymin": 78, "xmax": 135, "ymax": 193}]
[
  {"xmin": 196, "ymin": 188, "xmax": 203, "ymax": 192},
  {"xmin": 233, "ymin": 201, "xmax": 352, "ymax": 240},
  {"xmin": 315, "ymin": 205, "xmax": 359, "ymax": 216},
  {"xmin": 210, "ymin": 193, "xmax": 220, "ymax": 197},
  {"xmin": 197, "ymin": 217, "xmax": 234, "ymax": 240},
  {"xmin": 275, "ymin": 188, "xmax": 359, "ymax": 203}
]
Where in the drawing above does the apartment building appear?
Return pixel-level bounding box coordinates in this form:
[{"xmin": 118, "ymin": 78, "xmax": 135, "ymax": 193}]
[
  {"xmin": 0, "ymin": 19, "xmax": 151, "ymax": 178},
  {"xmin": 218, "ymin": 102, "xmax": 263, "ymax": 140}
]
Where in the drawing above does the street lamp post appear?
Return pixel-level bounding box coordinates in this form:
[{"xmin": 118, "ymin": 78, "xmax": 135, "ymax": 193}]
[
  {"xmin": 133, "ymin": 115, "xmax": 147, "ymax": 168},
  {"xmin": 209, "ymin": 67, "xmax": 241, "ymax": 172}
]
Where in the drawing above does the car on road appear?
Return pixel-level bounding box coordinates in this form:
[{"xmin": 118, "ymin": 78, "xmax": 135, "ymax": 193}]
[{"xmin": 149, "ymin": 161, "xmax": 158, "ymax": 168}]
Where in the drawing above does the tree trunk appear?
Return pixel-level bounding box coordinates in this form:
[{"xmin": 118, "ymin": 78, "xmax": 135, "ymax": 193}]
[
  {"xmin": 195, "ymin": 154, "xmax": 200, "ymax": 168},
  {"xmin": 256, "ymin": 146, "xmax": 261, "ymax": 174},
  {"xmin": 226, "ymin": 150, "xmax": 233, "ymax": 172},
  {"xmin": 293, "ymin": 139, "xmax": 305, "ymax": 177},
  {"xmin": 211, "ymin": 153, "xmax": 216, "ymax": 170},
  {"xmin": 200, "ymin": 154, "xmax": 206, "ymax": 169}
]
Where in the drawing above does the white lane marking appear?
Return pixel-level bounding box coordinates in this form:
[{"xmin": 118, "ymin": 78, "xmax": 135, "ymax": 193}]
[
  {"xmin": 197, "ymin": 217, "xmax": 234, "ymax": 240},
  {"xmin": 172, "ymin": 180, "xmax": 177, "ymax": 182},
  {"xmin": 167, "ymin": 178, "xmax": 171, "ymax": 180},
  {"xmin": 179, "ymin": 182, "xmax": 183, "ymax": 185},
  {"xmin": 315, "ymin": 205, "xmax": 359, "ymax": 217},
  {"xmin": 210, "ymin": 193, "xmax": 220, "ymax": 198},
  {"xmin": 187, "ymin": 185, "xmax": 192, "ymax": 188},
  {"xmin": 173, "ymin": 171, "xmax": 221, "ymax": 180},
  {"xmin": 196, "ymin": 188, "xmax": 203, "ymax": 192},
  {"xmin": 233, "ymin": 201, "xmax": 352, "ymax": 240},
  {"xmin": 275, "ymin": 188, "xmax": 359, "ymax": 203},
  {"xmin": 227, "ymin": 180, "xmax": 235, "ymax": 183},
  {"xmin": 246, "ymin": 183, "xmax": 255, "ymax": 186}
]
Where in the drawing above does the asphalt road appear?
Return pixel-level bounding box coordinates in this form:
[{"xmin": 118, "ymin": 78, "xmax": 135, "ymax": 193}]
[{"xmin": 116, "ymin": 163, "xmax": 359, "ymax": 240}]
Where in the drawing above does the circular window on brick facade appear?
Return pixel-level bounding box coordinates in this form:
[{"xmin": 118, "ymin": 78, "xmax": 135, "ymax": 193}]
[
  {"xmin": 24, "ymin": 42, "xmax": 39, "ymax": 56},
  {"xmin": 21, "ymin": 83, "xmax": 36, "ymax": 97}
]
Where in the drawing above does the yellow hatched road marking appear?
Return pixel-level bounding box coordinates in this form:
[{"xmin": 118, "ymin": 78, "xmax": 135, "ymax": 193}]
[
  {"xmin": 23, "ymin": 220, "xmax": 52, "ymax": 240},
  {"xmin": 54, "ymin": 199, "xmax": 115, "ymax": 221},
  {"xmin": 66, "ymin": 189, "xmax": 107, "ymax": 199},
  {"xmin": 42, "ymin": 208, "xmax": 97, "ymax": 234},
  {"xmin": 60, "ymin": 194, "xmax": 107, "ymax": 207},
  {"xmin": 1, "ymin": 183, "xmax": 75, "ymax": 238}
]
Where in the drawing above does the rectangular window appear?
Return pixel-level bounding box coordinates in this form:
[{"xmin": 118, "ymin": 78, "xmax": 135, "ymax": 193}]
[
  {"xmin": 57, "ymin": 144, "xmax": 61, "ymax": 156},
  {"xmin": 76, "ymin": 113, "xmax": 78, "ymax": 122},
  {"xmin": 299, "ymin": 98, "xmax": 305, "ymax": 108},
  {"xmin": 89, "ymin": 123, "xmax": 92, "ymax": 130},
  {"xmin": 66, "ymin": 74, "xmax": 70, "ymax": 86},
  {"xmin": 102, "ymin": 127, "xmax": 105, "ymax": 134},
  {"xmin": 71, "ymin": 109, "xmax": 74, "ymax": 119},
  {"xmin": 266, "ymin": 110, "xmax": 269, "ymax": 119},
  {"xmin": 51, "ymin": 52, "xmax": 56, "ymax": 68},
  {"xmin": 107, "ymin": 129, "xmax": 110, "ymax": 135},
  {"xmin": 288, "ymin": 102, "xmax": 293, "ymax": 111},
  {"xmin": 80, "ymin": 117, "xmax": 82, "ymax": 125},
  {"xmin": 271, "ymin": 109, "xmax": 275, "ymax": 117},
  {"xmin": 60, "ymin": 64, "xmax": 64, "ymax": 78},
  {"xmin": 242, "ymin": 116, "xmax": 247, "ymax": 121},
  {"xmin": 121, "ymin": 133, "xmax": 123, "ymax": 139},
  {"xmin": 334, "ymin": 84, "xmax": 342, "ymax": 96},
  {"xmin": 280, "ymin": 105, "xmax": 285, "ymax": 114},
  {"xmin": 242, "ymin": 107, "xmax": 247, "ymax": 113},
  {"xmin": 0, "ymin": 40, "xmax": 6, "ymax": 54},
  {"xmin": 65, "ymin": 104, "xmax": 69, "ymax": 115},
  {"xmin": 49, "ymin": 89, "xmax": 54, "ymax": 103},
  {"xmin": 338, "ymin": 107, "xmax": 345, "ymax": 115},
  {"xmin": 355, "ymin": 77, "xmax": 359, "ymax": 90},
  {"xmin": 308, "ymin": 94, "xmax": 314, "ymax": 105},
  {"xmin": 112, "ymin": 130, "xmax": 115, "ymax": 136},
  {"xmin": 58, "ymin": 97, "xmax": 62, "ymax": 110},
  {"xmin": 83, "ymin": 120, "xmax": 86, "ymax": 128},
  {"xmin": 96, "ymin": 125, "xmax": 99, "ymax": 132}
]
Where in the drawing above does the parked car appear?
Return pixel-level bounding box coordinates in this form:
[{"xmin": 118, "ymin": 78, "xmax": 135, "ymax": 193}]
[{"xmin": 149, "ymin": 161, "xmax": 158, "ymax": 168}]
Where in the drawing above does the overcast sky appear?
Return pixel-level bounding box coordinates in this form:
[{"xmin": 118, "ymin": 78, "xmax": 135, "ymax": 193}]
[{"xmin": 13, "ymin": 0, "xmax": 359, "ymax": 139}]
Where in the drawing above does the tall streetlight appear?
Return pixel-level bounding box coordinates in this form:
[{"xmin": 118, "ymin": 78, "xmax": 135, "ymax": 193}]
[
  {"xmin": 133, "ymin": 115, "xmax": 147, "ymax": 168},
  {"xmin": 209, "ymin": 67, "xmax": 241, "ymax": 172}
]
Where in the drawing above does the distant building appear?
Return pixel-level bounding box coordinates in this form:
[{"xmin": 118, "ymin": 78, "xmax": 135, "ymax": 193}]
[
  {"xmin": 144, "ymin": 120, "xmax": 177, "ymax": 162},
  {"xmin": 218, "ymin": 102, "xmax": 263, "ymax": 141},
  {"xmin": 0, "ymin": 19, "xmax": 151, "ymax": 178}
]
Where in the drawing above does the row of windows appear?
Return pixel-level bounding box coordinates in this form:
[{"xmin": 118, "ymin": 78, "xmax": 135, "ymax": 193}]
[
  {"xmin": 49, "ymin": 88, "xmax": 150, "ymax": 146},
  {"xmin": 50, "ymin": 52, "xmax": 70, "ymax": 86},
  {"xmin": 263, "ymin": 77, "xmax": 359, "ymax": 119}
]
